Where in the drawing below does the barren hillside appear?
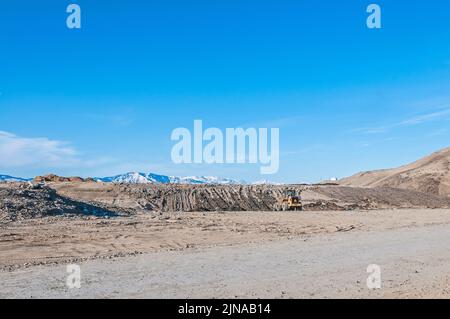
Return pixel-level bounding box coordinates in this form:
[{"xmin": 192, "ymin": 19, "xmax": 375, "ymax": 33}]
[{"xmin": 339, "ymin": 147, "xmax": 450, "ymax": 196}]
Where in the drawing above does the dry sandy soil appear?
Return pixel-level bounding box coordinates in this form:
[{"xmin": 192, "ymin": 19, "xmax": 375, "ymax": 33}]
[
  {"xmin": 340, "ymin": 147, "xmax": 450, "ymax": 196},
  {"xmin": 3, "ymin": 181, "xmax": 450, "ymax": 224},
  {"xmin": 47, "ymin": 182, "xmax": 450, "ymax": 212},
  {"xmin": 3, "ymin": 148, "xmax": 450, "ymax": 298},
  {"xmin": 1, "ymin": 208, "xmax": 450, "ymax": 298}
]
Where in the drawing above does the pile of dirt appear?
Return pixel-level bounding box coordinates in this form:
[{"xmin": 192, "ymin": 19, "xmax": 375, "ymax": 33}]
[
  {"xmin": 0, "ymin": 183, "xmax": 126, "ymax": 222},
  {"xmin": 52, "ymin": 182, "xmax": 450, "ymax": 213},
  {"xmin": 339, "ymin": 147, "xmax": 450, "ymax": 197},
  {"xmin": 5, "ymin": 163, "xmax": 450, "ymax": 219},
  {"xmin": 312, "ymin": 186, "xmax": 450, "ymax": 210},
  {"xmin": 54, "ymin": 183, "xmax": 281, "ymax": 212},
  {"xmin": 33, "ymin": 174, "xmax": 96, "ymax": 183}
]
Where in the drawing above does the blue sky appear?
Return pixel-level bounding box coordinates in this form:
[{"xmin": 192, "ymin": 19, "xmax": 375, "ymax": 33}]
[{"xmin": 1, "ymin": 0, "xmax": 450, "ymax": 182}]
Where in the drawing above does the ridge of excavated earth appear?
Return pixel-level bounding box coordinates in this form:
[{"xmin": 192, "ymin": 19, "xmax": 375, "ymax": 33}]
[
  {"xmin": 339, "ymin": 147, "xmax": 450, "ymax": 196},
  {"xmin": 38, "ymin": 182, "xmax": 450, "ymax": 214},
  {"xmin": 2, "ymin": 147, "xmax": 450, "ymax": 221},
  {"xmin": 2, "ymin": 182, "xmax": 450, "ymax": 222}
]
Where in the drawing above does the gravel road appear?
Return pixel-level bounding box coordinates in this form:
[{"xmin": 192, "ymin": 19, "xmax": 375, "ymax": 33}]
[{"xmin": 2, "ymin": 221, "xmax": 450, "ymax": 298}]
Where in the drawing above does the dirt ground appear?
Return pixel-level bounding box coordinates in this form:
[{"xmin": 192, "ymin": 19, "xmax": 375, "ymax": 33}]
[
  {"xmin": 1, "ymin": 208, "xmax": 450, "ymax": 298},
  {"xmin": 52, "ymin": 182, "xmax": 450, "ymax": 212},
  {"xmin": 1, "ymin": 208, "xmax": 448, "ymax": 271}
]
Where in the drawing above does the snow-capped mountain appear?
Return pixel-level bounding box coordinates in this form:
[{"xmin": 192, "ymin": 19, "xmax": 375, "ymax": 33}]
[
  {"xmin": 0, "ymin": 172, "xmax": 246, "ymax": 185},
  {"xmin": 97, "ymin": 172, "xmax": 171, "ymax": 184},
  {"xmin": 0, "ymin": 175, "xmax": 31, "ymax": 182},
  {"xmin": 97, "ymin": 172, "xmax": 244, "ymax": 185}
]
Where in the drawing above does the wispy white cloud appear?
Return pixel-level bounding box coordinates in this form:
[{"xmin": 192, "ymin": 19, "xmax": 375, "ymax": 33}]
[
  {"xmin": 0, "ymin": 131, "xmax": 114, "ymax": 170},
  {"xmin": 0, "ymin": 131, "xmax": 78, "ymax": 168},
  {"xmin": 426, "ymin": 128, "xmax": 448, "ymax": 138},
  {"xmin": 358, "ymin": 127, "xmax": 389, "ymax": 134},
  {"xmin": 399, "ymin": 108, "xmax": 450, "ymax": 126},
  {"xmin": 355, "ymin": 107, "xmax": 450, "ymax": 135}
]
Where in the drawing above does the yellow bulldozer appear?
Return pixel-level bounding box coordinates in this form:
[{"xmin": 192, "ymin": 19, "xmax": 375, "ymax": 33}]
[{"xmin": 274, "ymin": 189, "xmax": 303, "ymax": 211}]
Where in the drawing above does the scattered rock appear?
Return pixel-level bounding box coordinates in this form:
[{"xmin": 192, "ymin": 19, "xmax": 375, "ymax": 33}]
[
  {"xmin": 0, "ymin": 183, "xmax": 124, "ymax": 222},
  {"xmin": 33, "ymin": 174, "xmax": 96, "ymax": 183}
]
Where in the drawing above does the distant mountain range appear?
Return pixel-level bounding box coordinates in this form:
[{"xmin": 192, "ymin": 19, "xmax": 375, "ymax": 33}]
[
  {"xmin": 0, "ymin": 175, "xmax": 31, "ymax": 182},
  {"xmin": 0, "ymin": 172, "xmax": 263, "ymax": 185},
  {"xmin": 96, "ymin": 172, "xmax": 246, "ymax": 185}
]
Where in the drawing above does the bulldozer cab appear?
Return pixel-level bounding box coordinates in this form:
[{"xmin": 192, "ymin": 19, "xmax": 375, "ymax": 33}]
[
  {"xmin": 284, "ymin": 189, "xmax": 299, "ymax": 197},
  {"xmin": 275, "ymin": 189, "xmax": 303, "ymax": 211}
]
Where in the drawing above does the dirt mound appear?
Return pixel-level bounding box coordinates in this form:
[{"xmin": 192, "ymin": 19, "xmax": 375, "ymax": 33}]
[
  {"xmin": 54, "ymin": 183, "xmax": 281, "ymax": 212},
  {"xmin": 3, "ymin": 180, "xmax": 449, "ymax": 219},
  {"xmin": 339, "ymin": 147, "xmax": 450, "ymax": 196},
  {"xmin": 33, "ymin": 174, "xmax": 95, "ymax": 183},
  {"xmin": 52, "ymin": 183, "xmax": 450, "ymax": 213},
  {"xmin": 0, "ymin": 183, "xmax": 125, "ymax": 222},
  {"xmin": 313, "ymin": 186, "xmax": 450, "ymax": 209}
]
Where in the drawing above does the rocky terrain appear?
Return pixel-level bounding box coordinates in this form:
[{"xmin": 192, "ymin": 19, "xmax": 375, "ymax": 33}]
[
  {"xmin": 1, "ymin": 148, "xmax": 450, "ymax": 222},
  {"xmin": 33, "ymin": 174, "xmax": 96, "ymax": 183},
  {"xmin": 2, "ymin": 148, "xmax": 450, "ymax": 299},
  {"xmin": 0, "ymin": 183, "xmax": 129, "ymax": 222},
  {"xmin": 312, "ymin": 186, "xmax": 450, "ymax": 209},
  {"xmin": 1, "ymin": 146, "xmax": 449, "ymax": 221},
  {"xmin": 53, "ymin": 182, "xmax": 450, "ymax": 213},
  {"xmin": 1, "ymin": 181, "xmax": 450, "ymax": 223}
]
